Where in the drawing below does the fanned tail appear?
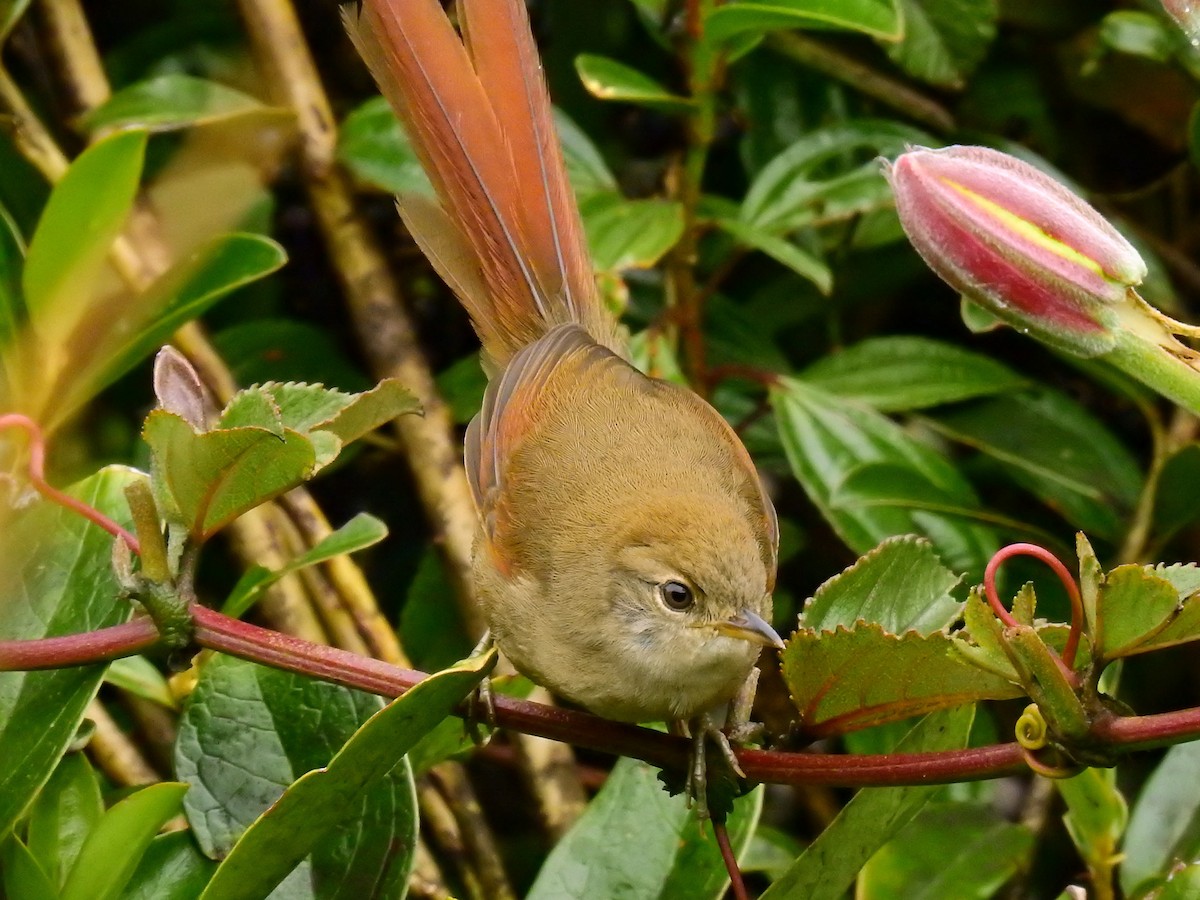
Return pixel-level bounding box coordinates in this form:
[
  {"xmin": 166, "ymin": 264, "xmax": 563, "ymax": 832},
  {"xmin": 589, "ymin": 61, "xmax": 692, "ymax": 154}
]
[{"xmin": 345, "ymin": 0, "xmax": 618, "ymax": 369}]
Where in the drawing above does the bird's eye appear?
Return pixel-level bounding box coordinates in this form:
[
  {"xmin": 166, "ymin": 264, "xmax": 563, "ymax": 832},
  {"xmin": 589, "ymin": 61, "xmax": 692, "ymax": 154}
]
[{"xmin": 659, "ymin": 580, "xmax": 694, "ymax": 611}]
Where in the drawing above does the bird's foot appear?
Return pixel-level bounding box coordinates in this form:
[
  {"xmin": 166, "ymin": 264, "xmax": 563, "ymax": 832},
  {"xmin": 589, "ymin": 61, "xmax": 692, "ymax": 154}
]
[{"xmin": 464, "ymin": 631, "xmax": 497, "ymax": 745}]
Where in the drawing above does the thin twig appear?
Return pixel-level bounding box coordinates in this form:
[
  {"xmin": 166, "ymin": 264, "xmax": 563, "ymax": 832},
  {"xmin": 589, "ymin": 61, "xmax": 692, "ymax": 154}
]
[
  {"xmin": 86, "ymin": 699, "xmax": 161, "ymax": 786},
  {"xmin": 416, "ymin": 779, "xmax": 485, "ymax": 900},
  {"xmin": 765, "ymin": 32, "xmax": 956, "ymax": 134},
  {"xmin": 235, "ymin": 0, "xmax": 484, "ymax": 639},
  {"xmin": 428, "ymin": 764, "xmax": 517, "ymax": 900}
]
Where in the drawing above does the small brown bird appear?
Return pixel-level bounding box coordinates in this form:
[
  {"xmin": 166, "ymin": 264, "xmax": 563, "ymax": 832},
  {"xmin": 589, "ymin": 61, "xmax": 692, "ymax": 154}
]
[{"xmin": 347, "ymin": 0, "xmax": 782, "ymax": 797}]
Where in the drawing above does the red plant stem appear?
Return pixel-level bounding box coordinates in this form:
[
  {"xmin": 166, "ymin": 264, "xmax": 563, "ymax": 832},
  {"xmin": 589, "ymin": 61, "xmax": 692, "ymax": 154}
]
[
  {"xmin": 1, "ymin": 413, "xmax": 141, "ymax": 554},
  {"xmin": 0, "ymin": 618, "xmax": 160, "ymax": 668},
  {"xmin": 9, "ymin": 604, "xmax": 1200, "ymax": 786},
  {"xmin": 984, "ymin": 542, "xmax": 1084, "ymax": 668},
  {"xmin": 714, "ymin": 818, "xmax": 748, "ymax": 900}
]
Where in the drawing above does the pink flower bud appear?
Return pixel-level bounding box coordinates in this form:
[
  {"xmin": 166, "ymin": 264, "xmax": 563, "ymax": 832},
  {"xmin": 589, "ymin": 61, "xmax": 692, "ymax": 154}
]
[
  {"xmin": 886, "ymin": 145, "xmax": 1147, "ymax": 357},
  {"xmin": 1163, "ymin": 0, "xmax": 1200, "ymax": 44}
]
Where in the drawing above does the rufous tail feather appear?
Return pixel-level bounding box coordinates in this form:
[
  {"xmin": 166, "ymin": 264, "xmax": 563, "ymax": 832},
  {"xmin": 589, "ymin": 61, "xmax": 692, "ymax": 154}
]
[{"xmin": 345, "ymin": 0, "xmax": 620, "ymax": 370}]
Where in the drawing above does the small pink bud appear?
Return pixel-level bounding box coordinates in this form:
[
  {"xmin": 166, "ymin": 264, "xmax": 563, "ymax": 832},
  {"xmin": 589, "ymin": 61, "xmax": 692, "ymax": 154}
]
[
  {"xmin": 1163, "ymin": 0, "xmax": 1200, "ymax": 44},
  {"xmin": 886, "ymin": 145, "xmax": 1146, "ymax": 357}
]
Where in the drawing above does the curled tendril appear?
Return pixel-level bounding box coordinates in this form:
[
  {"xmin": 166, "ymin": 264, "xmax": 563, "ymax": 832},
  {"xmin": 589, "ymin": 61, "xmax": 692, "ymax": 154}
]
[
  {"xmin": 1019, "ymin": 744, "xmax": 1083, "ymax": 779},
  {"xmin": 984, "ymin": 542, "xmax": 1083, "ymax": 669},
  {"xmin": 1016, "ymin": 703, "xmax": 1049, "ymax": 750}
]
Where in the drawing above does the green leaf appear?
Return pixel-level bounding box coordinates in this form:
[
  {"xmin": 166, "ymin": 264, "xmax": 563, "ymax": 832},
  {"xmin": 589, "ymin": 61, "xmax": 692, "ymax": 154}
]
[
  {"xmin": 143, "ymin": 410, "xmax": 317, "ymax": 540},
  {"xmin": 123, "ymin": 832, "xmax": 217, "ymax": 900},
  {"xmin": 801, "ymin": 535, "xmax": 961, "ymax": 635},
  {"xmin": 0, "ymin": 834, "xmax": 56, "ymax": 900},
  {"xmin": 1157, "ymin": 863, "xmax": 1200, "ymax": 899},
  {"xmin": 211, "ymin": 319, "xmax": 372, "ymax": 392},
  {"xmin": 198, "ymin": 654, "xmax": 490, "ymax": 899},
  {"xmin": 103, "ymin": 656, "xmax": 177, "ymax": 710},
  {"xmin": 27, "ymin": 753, "xmax": 103, "ymax": 887},
  {"xmin": 338, "ymin": 96, "xmax": 435, "ymax": 198},
  {"xmin": 741, "ymin": 120, "xmax": 930, "ymax": 233},
  {"xmin": 886, "ymin": 0, "xmax": 998, "ymax": 89},
  {"xmin": 0, "ymin": 0, "xmax": 30, "ymax": 43},
  {"xmin": 858, "ymin": 801, "xmax": 1032, "ymax": 898},
  {"xmin": 781, "ymin": 622, "xmax": 1020, "ymax": 737},
  {"xmin": 60, "ymin": 782, "xmax": 189, "ymax": 900},
  {"xmin": 706, "ymin": 0, "xmax": 902, "ymax": 42},
  {"xmin": 0, "ymin": 198, "xmax": 25, "ymax": 354},
  {"xmin": 0, "ymin": 467, "xmax": 138, "ymax": 836},
  {"xmin": 1098, "ymin": 11, "xmax": 1175, "ymax": 63},
  {"xmin": 926, "ymin": 390, "xmax": 1143, "ymax": 541},
  {"xmin": 222, "ymin": 512, "xmax": 389, "ymax": 617},
  {"xmin": 554, "ymin": 110, "xmax": 618, "ymax": 200},
  {"xmin": 771, "ymin": 377, "xmax": 997, "ymax": 578},
  {"xmin": 176, "ymin": 654, "xmax": 423, "ymax": 897},
  {"xmin": 1154, "ymin": 444, "xmax": 1200, "ymax": 541},
  {"xmin": 714, "ymin": 217, "xmax": 832, "ymax": 294},
  {"xmin": 579, "ymin": 193, "xmax": 684, "ymax": 272},
  {"xmin": 527, "ymin": 758, "xmax": 762, "ymax": 900},
  {"xmin": 1058, "ymin": 768, "xmax": 1127, "ymax": 884},
  {"xmin": 574, "ymin": 54, "xmax": 693, "ymax": 110},
  {"xmin": 761, "ymin": 707, "xmax": 974, "ymax": 899},
  {"xmin": 22, "ymin": 130, "xmax": 147, "ymax": 329},
  {"xmin": 81, "ymin": 74, "xmax": 284, "ymax": 134},
  {"xmin": 53, "ymin": 233, "xmax": 287, "ymax": 426},
  {"xmin": 1094, "ymin": 565, "xmax": 1182, "ymax": 661},
  {"xmin": 802, "ymin": 337, "xmax": 1026, "ymax": 411},
  {"xmin": 1122, "ymin": 741, "xmax": 1200, "ymax": 895}
]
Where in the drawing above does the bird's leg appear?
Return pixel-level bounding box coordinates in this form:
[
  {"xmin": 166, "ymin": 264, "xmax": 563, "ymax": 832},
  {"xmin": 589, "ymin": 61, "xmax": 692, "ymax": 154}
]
[
  {"xmin": 680, "ymin": 668, "xmax": 766, "ymax": 820},
  {"xmin": 464, "ymin": 630, "xmax": 497, "ymax": 744}
]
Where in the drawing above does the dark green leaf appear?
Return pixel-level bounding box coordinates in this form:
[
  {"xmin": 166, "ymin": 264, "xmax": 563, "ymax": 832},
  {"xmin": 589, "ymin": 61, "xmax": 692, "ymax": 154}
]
[
  {"xmin": 0, "ymin": 467, "xmax": 137, "ymax": 835},
  {"xmin": 858, "ymin": 801, "xmax": 1032, "ymax": 898},
  {"xmin": 436, "ymin": 353, "xmax": 488, "ymax": 425},
  {"xmin": 741, "ymin": 120, "xmax": 929, "ymax": 233},
  {"xmin": 801, "ymin": 535, "xmax": 961, "ymax": 634},
  {"xmin": 926, "ymin": 390, "xmax": 1143, "ymax": 541},
  {"xmin": 526, "ymin": 758, "xmax": 762, "ymax": 900},
  {"xmin": 27, "ymin": 753, "xmax": 103, "ymax": 887},
  {"xmin": 211, "ymin": 319, "xmax": 372, "ymax": 392},
  {"xmin": 714, "ymin": 217, "xmax": 832, "ymax": 293},
  {"xmin": 22, "ymin": 131, "xmax": 146, "ymax": 326},
  {"xmin": 198, "ymin": 654, "xmax": 490, "ymax": 899},
  {"xmin": 1154, "ymin": 444, "xmax": 1200, "ymax": 541},
  {"xmin": 760, "ymin": 707, "xmax": 975, "ymax": 899},
  {"xmin": 574, "ymin": 54, "xmax": 693, "ymax": 110},
  {"xmin": 579, "ymin": 193, "xmax": 684, "ymax": 271},
  {"xmin": 771, "ymin": 377, "xmax": 996, "ymax": 578},
  {"xmin": 123, "ymin": 832, "xmax": 217, "ymax": 900},
  {"xmin": 1122, "ymin": 741, "xmax": 1200, "ymax": 895},
  {"xmin": 222, "ymin": 512, "xmax": 388, "ymax": 617},
  {"xmin": 802, "ymin": 337, "xmax": 1026, "ymax": 411},
  {"xmin": 706, "ymin": 0, "xmax": 902, "ymax": 42},
  {"xmin": 82, "ymin": 75, "xmax": 284, "ymax": 134},
  {"xmin": 1158, "ymin": 864, "xmax": 1200, "ymax": 899},
  {"xmin": 782, "ymin": 622, "xmax": 1020, "ymax": 737},
  {"xmin": 554, "ymin": 110, "xmax": 618, "ymax": 199},
  {"xmin": 886, "ymin": 0, "xmax": 998, "ymax": 89},
  {"xmin": 60, "ymin": 782, "xmax": 189, "ymax": 900}
]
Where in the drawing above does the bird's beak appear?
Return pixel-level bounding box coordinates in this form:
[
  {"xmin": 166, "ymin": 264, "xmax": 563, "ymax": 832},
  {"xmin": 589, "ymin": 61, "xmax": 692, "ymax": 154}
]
[{"xmin": 714, "ymin": 609, "xmax": 785, "ymax": 650}]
